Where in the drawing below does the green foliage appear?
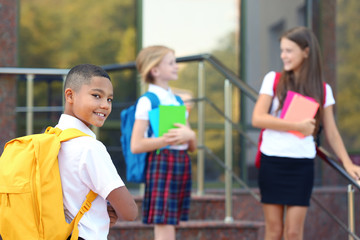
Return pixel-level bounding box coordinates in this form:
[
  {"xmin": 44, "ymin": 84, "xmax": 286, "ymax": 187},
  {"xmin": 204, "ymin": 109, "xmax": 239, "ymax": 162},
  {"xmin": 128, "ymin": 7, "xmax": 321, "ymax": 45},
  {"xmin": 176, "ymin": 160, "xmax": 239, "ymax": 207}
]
[
  {"xmin": 336, "ymin": 0, "xmax": 360, "ymax": 150},
  {"xmin": 17, "ymin": 0, "xmax": 138, "ymax": 138},
  {"xmin": 19, "ymin": 0, "xmax": 137, "ymax": 68}
]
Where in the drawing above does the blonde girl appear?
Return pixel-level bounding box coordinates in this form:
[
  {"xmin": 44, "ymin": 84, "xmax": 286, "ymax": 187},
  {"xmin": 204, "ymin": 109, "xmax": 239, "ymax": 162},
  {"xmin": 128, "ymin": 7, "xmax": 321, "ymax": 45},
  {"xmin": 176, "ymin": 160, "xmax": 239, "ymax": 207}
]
[{"xmin": 131, "ymin": 45, "xmax": 196, "ymax": 240}]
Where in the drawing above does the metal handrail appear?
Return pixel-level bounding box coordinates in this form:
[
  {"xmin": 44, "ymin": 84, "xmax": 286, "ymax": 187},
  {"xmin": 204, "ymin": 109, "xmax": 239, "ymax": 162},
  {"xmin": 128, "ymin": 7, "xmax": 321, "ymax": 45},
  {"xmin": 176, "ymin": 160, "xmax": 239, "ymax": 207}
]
[
  {"xmin": 103, "ymin": 54, "xmax": 259, "ymax": 102},
  {"xmin": 316, "ymin": 146, "xmax": 360, "ymax": 190}
]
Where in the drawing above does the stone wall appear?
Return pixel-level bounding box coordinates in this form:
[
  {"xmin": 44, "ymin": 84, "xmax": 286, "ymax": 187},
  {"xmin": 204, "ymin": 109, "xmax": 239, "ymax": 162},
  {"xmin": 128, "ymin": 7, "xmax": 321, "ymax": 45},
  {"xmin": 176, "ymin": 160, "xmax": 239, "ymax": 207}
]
[{"xmin": 0, "ymin": 0, "xmax": 17, "ymax": 153}]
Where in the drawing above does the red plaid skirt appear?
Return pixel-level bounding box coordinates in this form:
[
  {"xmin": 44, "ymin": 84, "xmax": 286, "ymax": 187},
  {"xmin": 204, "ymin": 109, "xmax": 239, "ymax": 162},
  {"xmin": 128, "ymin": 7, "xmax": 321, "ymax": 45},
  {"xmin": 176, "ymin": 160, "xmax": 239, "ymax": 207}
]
[{"xmin": 142, "ymin": 149, "xmax": 192, "ymax": 225}]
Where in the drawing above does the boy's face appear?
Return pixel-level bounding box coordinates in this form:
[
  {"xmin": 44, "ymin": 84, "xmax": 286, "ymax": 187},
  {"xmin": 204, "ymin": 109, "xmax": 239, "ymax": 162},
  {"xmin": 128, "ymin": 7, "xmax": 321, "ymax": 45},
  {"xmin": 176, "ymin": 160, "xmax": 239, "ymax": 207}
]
[{"xmin": 67, "ymin": 76, "xmax": 113, "ymax": 127}]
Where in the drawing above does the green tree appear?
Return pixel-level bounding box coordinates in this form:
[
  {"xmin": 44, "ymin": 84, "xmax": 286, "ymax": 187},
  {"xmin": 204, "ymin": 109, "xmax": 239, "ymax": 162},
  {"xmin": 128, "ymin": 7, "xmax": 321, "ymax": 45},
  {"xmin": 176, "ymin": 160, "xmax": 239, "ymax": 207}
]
[
  {"xmin": 19, "ymin": 0, "xmax": 137, "ymax": 68},
  {"xmin": 336, "ymin": 0, "xmax": 360, "ymax": 151},
  {"xmin": 17, "ymin": 0, "xmax": 138, "ymax": 132}
]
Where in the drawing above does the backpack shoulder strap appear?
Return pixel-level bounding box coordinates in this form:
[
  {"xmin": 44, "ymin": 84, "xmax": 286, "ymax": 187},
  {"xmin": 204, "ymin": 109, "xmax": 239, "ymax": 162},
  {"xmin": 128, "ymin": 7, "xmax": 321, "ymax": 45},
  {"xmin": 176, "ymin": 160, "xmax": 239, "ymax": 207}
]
[
  {"xmin": 143, "ymin": 91, "xmax": 160, "ymax": 109},
  {"xmin": 44, "ymin": 127, "xmax": 90, "ymax": 142},
  {"xmin": 323, "ymin": 82, "xmax": 327, "ymax": 105},
  {"xmin": 175, "ymin": 95, "xmax": 184, "ymax": 105},
  {"xmin": 68, "ymin": 190, "xmax": 98, "ymax": 240},
  {"xmin": 272, "ymin": 72, "xmax": 281, "ymax": 95}
]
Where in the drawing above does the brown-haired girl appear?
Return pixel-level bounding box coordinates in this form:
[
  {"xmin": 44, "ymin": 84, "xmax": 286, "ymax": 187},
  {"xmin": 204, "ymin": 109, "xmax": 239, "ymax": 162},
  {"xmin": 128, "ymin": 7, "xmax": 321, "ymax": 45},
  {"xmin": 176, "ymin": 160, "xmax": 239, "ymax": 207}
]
[{"xmin": 252, "ymin": 26, "xmax": 360, "ymax": 240}]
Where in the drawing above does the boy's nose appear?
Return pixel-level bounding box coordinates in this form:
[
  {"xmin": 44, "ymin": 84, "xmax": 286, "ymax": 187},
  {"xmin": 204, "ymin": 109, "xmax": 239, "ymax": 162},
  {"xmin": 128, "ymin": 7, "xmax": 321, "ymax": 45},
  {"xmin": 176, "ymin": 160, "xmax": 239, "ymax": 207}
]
[{"xmin": 100, "ymin": 100, "xmax": 111, "ymax": 109}]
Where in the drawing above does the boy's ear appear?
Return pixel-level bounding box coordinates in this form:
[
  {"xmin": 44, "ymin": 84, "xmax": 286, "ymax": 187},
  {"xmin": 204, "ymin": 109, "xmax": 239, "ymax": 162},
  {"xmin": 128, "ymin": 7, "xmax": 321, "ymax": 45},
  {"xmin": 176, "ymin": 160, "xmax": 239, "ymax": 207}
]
[{"xmin": 64, "ymin": 88, "xmax": 74, "ymax": 103}]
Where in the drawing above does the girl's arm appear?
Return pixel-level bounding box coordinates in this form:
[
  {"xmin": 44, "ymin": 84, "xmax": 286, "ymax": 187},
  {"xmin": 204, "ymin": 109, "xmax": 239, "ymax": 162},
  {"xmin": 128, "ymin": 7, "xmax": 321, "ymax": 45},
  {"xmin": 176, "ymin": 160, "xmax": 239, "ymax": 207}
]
[
  {"xmin": 252, "ymin": 93, "xmax": 316, "ymax": 136},
  {"xmin": 162, "ymin": 121, "xmax": 196, "ymax": 152},
  {"xmin": 186, "ymin": 121, "xmax": 197, "ymax": 152},
  {"xmin": 130, "ymin": 119, "xmax": 169, "ymax": 154},
  {"xmin": 322, "ymin": 105, "xmax": 360, "ymax": 181}
]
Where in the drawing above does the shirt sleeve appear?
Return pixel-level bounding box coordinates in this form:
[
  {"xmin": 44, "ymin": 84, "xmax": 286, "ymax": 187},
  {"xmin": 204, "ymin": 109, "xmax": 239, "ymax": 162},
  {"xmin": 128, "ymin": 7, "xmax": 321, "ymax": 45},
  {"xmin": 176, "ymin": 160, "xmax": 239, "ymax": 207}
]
[
  {"xmin": 134, "ymin": 96, "xmax": 152, "ymax": 120},
  {"xmin": 78, "ymin": 139, "xmax": 124, "ymax": 199},
  {"xmin": 259, "ymin": 71, "xmax": 277, "ymax": 96},
  {"xmin": 324, "ymin": 83, "xmax": 335, "ymax": 108}
]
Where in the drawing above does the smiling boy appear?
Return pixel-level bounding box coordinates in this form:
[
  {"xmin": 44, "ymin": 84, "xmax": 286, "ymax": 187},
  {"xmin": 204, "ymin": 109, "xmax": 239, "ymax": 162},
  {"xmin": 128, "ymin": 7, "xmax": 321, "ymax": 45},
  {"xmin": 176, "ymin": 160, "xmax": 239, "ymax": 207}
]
[{"xmin": 57, "ymin": 64, "xmax": 138, "ymax": 240}]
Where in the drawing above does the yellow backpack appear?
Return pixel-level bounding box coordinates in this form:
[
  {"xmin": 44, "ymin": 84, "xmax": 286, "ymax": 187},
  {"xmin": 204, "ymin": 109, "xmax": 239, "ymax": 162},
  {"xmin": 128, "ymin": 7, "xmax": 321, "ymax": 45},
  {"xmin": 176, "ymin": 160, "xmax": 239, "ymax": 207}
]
[{"xmin": 0, "ymin": 127, "xmax": 98, "ymax": 240}]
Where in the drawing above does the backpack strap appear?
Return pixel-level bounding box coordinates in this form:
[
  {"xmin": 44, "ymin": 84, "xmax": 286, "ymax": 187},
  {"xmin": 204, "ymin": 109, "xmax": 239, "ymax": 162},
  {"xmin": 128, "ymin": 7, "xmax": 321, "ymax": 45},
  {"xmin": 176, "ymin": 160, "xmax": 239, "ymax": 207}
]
[
  {"xmin": 44, "ymin": 127, "xmax": 90, "ymax": 142},
  {"xmin": 60, "ymin": 128, "xmax": 91, "ymax": 142},
  {"xmin": 68, "ymin": 190, "xmax": 98, "ymax": 240},
  {"xmin": 143, "ymin": 91, "xmax": 160, "ymax": 109},
  {"xmin": 175, "ymin": 95, "xmax": 184, "ymax": 105},
  {"xmin": 322, "ymin": 82, "xmax": 327, "ymax": 105},
  {"xmin": 140, "ymin": 92, "xmax": 160, "ymax": 137},
  {"xmin": 272, "ymin": 72, "xmax": 281, "ymax": 96},
  {"xmin": 142, "ymin": 91, "xmax": 184, "ymax": 107},
  {"xmin": 44, "ymin": 126, "xmax": 98, "ymax": 239}
]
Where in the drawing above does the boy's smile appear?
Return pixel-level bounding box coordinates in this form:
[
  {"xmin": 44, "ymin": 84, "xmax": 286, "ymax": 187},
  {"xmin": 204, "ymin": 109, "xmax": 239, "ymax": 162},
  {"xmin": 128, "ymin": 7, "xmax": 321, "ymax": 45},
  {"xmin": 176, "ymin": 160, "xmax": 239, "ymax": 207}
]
[{"xmin": 65, "ymin": 76, "xmax": 113, "ymax": 127}]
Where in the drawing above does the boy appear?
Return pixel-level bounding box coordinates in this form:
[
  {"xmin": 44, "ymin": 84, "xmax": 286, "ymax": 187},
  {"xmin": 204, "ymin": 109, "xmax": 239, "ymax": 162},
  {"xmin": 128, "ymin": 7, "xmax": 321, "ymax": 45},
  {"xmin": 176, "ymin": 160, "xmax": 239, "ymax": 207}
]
[{"xmin": 57, "ymin": 64, "xmax": 138, "ymax": 239}]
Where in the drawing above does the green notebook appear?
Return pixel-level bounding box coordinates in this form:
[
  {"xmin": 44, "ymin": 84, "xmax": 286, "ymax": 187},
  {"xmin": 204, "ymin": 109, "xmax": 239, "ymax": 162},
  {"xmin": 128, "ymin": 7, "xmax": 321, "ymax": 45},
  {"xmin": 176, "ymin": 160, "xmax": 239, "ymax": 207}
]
[{"xmin": 149, "ymin": 105, "xmax": 186, "ymax": 137}]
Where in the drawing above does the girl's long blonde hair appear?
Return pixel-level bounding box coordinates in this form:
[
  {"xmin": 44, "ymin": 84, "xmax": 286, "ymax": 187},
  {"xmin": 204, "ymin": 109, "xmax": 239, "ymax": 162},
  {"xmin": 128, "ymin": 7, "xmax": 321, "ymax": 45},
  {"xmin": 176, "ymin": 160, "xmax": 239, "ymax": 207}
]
[{"xmin": 135, "ymin": 45, "xmax": 175, "ymax": 84}]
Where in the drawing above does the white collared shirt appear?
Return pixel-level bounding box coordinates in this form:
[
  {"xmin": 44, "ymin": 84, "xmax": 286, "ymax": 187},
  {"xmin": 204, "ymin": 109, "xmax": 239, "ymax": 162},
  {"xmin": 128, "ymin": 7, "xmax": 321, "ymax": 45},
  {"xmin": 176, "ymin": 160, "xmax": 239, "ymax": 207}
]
[
  {"xmin": 135, "ymin": 84, "xmax": 188, "ymax": 150},
  {"xmin": 259, "ymin": 71, "xmax": 335, "ymax": 158},
  {"xmin": 56, "ymin": 114, "xmax": 124, "ymax": 240}
]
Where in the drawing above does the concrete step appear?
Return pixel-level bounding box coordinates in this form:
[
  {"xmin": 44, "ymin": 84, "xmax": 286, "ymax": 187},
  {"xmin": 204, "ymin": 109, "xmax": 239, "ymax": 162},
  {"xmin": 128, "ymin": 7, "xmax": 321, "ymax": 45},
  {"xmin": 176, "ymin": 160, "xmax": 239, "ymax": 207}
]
[
  {"xmin": 132, "ymin": 191, "xmax": 263, "ymax": 222},
  {"xmin": 108, "ymin": 220, "xmax": 265, "ymax": 240},
  {"xmin": 116, "ymin": 187, "xmax": 359, "ymax": 239}
]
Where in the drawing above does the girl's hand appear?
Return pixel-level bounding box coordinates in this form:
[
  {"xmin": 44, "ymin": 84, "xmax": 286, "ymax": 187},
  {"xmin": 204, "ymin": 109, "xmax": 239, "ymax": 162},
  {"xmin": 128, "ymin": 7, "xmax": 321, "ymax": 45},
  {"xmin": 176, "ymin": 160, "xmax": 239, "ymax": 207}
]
[
  {"xmin": 343, "ymin": 161, "xmax": 360, "ymax": 184},
  {"xmin": 296, "ymin": 118, "xmax": 316, "ymax": 136},
  {"xmin": 163, "ymin": 123, "xmax": 195, "ymax": 145},
  {"xmin": 107, "ymin": 203, "xmax": 118, "ymax": 227}
]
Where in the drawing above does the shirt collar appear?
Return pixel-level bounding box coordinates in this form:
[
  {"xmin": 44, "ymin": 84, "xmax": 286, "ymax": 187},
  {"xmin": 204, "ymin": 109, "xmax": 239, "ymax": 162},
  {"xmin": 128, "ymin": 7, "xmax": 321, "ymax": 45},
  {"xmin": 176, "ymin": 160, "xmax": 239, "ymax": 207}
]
[
  {"xmin": 56, "ymin": 114, "xmax": 97, "ymax": 139},
  {"xmin": 148, "ymin": 83, "xmax": 173, "ymax": 96}
]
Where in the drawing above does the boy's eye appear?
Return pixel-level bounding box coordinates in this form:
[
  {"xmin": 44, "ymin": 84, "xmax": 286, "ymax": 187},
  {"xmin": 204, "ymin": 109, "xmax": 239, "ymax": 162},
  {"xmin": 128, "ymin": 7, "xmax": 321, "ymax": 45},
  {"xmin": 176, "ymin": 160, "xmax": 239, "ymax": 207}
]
[
  {"xmin": 107, "ymin": 98, "xmax": 113, "ymax": 103},
  {"xmin": 92, "ymin": 94, "xmax": 100, "ymax": 99}
]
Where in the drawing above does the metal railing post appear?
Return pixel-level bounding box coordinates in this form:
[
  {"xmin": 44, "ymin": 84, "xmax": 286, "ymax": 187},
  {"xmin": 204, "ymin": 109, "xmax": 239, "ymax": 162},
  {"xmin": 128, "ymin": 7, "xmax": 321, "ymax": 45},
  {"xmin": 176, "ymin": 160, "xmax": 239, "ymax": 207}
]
[
  {"xmin": 348, "ymin": 184, "xmax": 355, "ymax": 240},
  {"xmin": 26, "ymin": 74, "xmax": 34, "ymax": 135},
  {"xmin": 197, "ymin": 61, "xmax": 205, "ymax": 196},
  {"xmin": 224, "ymin": 79, "xmax": 233, "ymax": 222}
]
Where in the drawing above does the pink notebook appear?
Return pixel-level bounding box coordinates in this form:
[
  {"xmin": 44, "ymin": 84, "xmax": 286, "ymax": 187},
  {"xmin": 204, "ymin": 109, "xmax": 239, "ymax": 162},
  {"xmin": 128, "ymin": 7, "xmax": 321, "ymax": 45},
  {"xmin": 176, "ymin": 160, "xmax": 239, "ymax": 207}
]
[{"xmin": 281, "ymin": 91, "xmax": 319, "ymax": 138}]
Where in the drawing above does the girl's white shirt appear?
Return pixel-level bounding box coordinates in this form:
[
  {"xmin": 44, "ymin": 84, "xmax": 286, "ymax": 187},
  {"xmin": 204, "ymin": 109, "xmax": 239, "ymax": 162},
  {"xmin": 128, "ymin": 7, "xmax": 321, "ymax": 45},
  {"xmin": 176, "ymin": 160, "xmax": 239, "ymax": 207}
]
[
  {"xmin": 135, "ymin": 83, "xmax": 188, "ymax": 150},
  {"xmin": 259, "ymin": 71, "xmax": 335, "ymax": 158}
]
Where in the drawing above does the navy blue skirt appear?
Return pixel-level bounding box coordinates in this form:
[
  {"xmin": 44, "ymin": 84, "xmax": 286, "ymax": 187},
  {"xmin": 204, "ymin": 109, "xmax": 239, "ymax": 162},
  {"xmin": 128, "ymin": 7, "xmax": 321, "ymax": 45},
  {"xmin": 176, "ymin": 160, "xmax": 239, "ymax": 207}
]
[{"xmin": 258, "ymin": 153, "xmax": 314, "ymax": 206}]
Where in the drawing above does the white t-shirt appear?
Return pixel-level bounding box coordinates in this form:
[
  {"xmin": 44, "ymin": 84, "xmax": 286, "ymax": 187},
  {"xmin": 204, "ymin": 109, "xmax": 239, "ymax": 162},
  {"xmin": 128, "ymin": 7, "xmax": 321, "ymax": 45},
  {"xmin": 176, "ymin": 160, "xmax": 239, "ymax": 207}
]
[
  {"xmin": 135, "ymin": 83, "xmax": 188, "ymax": 150},
  {"xmin": 56, "ymin": 114, "xmax": 124, "ymax": 240},
  {"xmin": 259, "ymin": 71, "xmax": 335, "ymax": 158}
]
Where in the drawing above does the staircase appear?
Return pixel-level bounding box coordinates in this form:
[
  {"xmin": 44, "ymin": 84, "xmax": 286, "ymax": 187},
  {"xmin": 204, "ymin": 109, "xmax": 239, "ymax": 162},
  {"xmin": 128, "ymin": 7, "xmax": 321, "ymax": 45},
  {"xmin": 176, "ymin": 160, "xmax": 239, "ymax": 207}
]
[{"xmin": 108, "ymin": 190, "xmax": 265, "ymax": 240}]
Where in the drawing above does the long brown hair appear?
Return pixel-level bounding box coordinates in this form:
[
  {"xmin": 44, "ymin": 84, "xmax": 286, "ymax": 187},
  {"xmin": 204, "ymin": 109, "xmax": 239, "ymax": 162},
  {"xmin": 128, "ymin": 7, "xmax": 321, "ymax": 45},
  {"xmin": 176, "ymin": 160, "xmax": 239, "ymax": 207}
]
[{"xmin": 276, "ymin": 26, "xmax": 325, "ymax": 135}]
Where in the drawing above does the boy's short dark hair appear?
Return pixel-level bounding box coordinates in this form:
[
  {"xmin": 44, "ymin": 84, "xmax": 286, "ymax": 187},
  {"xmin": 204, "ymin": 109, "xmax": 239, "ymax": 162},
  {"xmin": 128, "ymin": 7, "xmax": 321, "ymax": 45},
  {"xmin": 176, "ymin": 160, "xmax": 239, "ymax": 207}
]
[{"xmin": 64, "ymin": 64, "xmax": 111, "ymax": 92}]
